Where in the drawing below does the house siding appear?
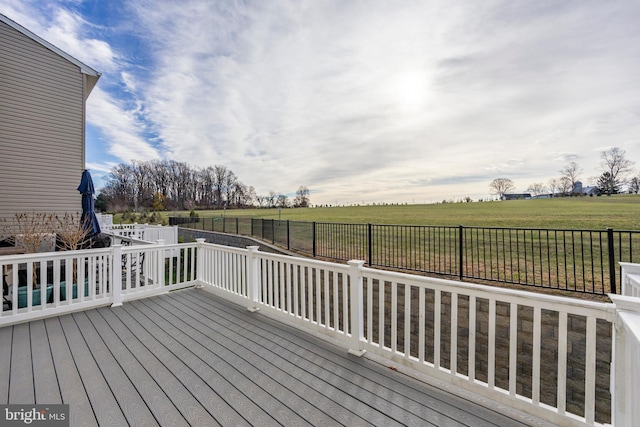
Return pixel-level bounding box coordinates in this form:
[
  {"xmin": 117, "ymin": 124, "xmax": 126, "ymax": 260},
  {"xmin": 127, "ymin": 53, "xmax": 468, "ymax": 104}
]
[{"xmin": 0, "ymin": 19, "xmax": 86, "ymax": 223}]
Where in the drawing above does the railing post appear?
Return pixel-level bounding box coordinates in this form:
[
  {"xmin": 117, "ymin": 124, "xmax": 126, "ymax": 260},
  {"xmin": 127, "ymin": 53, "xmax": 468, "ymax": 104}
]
[
  {"xmin": 156, "ymin": 239, "xmax": 165, "ymax": 288},
  {"xmin": 459, "ymin": 225, "xmax": 464, "ymax": 281},
  {"xmin": 236, "ymin": 217, "xmax": 239, "ymax": 235},
  {"xmin": 111, "ymin": 244, "xmax": 123, "ymax": 307},
  {"xmin": 246, "ymin": 246, "xmax": 260, "ymax": 312},
  {"xmin": 287, "ymin": 220, "xmax": 290, "ymax": 250},
  {"xmin": 608, "ymin": 228, "xmax": 617, "ymax": 294},
  {"xmin": 272, "ymin": 220, "xmax": 275, "ymax": 244},
  {"xmin": 347, "ymin": 260, "xmax": 366, "ymax": 356},
  {"xmin": 195, "ymin": 238, "xmax": 205, "ymax": 288},
  {"xmin": 609, "ymin": 294, "xmax": 640, "ymax": 426}
]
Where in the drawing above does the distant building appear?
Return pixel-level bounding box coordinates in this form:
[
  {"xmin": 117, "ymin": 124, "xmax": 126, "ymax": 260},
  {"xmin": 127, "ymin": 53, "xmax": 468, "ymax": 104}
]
[
  {"xmin": 501, "ymin": 193, "xmax": 532, "ymax": 201},
  {"xmin": 573, "ymin": 181, "xmax": 583, "ymax": 194},
  {"xmin": 582, "ymin": 186, "xmax": 599, "ymax": 196},
  {"xmin": 572, "ymin": 181, "xmax": 599, "ymax": 196}
]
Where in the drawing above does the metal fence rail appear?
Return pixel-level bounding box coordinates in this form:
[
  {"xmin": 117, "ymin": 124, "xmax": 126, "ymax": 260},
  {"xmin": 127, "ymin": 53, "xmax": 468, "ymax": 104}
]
[{"xmin": 170, "ymin": 216, "xmax": 640, "ymax": 295}]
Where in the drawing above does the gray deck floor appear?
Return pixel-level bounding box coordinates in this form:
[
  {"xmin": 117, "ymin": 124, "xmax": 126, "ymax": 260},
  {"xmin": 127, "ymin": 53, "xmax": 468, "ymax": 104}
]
[{"xmin": 0, "ymin": 288, "xmax": 535, "ymax": 426}]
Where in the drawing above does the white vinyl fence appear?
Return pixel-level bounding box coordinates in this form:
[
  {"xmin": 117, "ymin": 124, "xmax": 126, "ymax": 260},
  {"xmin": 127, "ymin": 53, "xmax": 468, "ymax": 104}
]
[
  {"xmin": 1, "ymin": 242, "xmax": 197, "ymax": 325},
  {"xmin": 197, "ymin": 243, "xmax": 640, "ymax": 427}
]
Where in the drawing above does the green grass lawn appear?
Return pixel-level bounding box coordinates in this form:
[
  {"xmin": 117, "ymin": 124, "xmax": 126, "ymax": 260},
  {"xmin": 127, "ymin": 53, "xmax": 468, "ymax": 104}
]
[{"xmin": 161, "ymin": 194, "xmax": 640, "ymax": 230}]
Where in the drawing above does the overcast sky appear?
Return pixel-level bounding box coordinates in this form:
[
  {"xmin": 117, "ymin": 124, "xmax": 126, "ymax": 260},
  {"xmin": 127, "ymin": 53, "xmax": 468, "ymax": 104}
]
[{"xmin": 3, "ymin": 0, "xmax": 639, "ymax": 204}]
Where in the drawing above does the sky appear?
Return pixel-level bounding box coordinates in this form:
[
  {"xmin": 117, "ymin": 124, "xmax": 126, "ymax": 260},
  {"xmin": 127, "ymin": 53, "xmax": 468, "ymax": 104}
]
[{"xmin": 2, "ymin": 0, "xmax": 640, "ymax": 205}]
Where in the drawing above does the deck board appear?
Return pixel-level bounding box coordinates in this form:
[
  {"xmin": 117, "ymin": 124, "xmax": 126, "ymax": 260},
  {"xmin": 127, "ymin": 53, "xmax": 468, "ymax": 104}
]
[
  {"xmin": 0, "ymin": 287, "xmax": 537, "ymax": 427},
  {"xmin": 9, "ymin": 323, "xmax": 33, "ymax": 403},
  {"xmin": 30, "ymin": 320, "xmax": 61, "ymax": 404},
  {"xmin": 159, "ymin": 293, "xmax": 429, "ymax": 426},
  {"xmin": 95, "ymin": 307, "xmax": 220, "ymax": 427},
  {"xmin": 82, "ymin": 309, "xmax": 190, "ymax": 427},
  {"xmin": 0, "ymin": 326, "xmax": 13, "ymax": 402},
  {"xmin": 44, "ymin": 317, "xmax": 97, "ymax": 425}
]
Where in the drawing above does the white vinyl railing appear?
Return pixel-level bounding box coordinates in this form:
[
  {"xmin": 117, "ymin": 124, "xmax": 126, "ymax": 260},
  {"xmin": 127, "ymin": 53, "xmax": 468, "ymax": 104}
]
[
  {"xmin": 197, "ymin": 243, "xmax": 640, "ymax": 427},
  {"xmin": 619, "ymin": 262, "xmax": 640, "ymax": 298},
  {"xmin": 1, "ymin": 242, "xmax": 197, "ymax": 325},
  {"xmin": 2, "ymin": 240, "xmax": 639, "ymax": 426},
  {"xmin": 103, "ymin": 223, "xmax": 178, "ymax": 245},
  {"xmin": 356, "ymin": 265, "xmax": 615, "ymax": 427},
  {"xmin": 609, "ymin": 294, "xmax": 640, "ymax": 427}
]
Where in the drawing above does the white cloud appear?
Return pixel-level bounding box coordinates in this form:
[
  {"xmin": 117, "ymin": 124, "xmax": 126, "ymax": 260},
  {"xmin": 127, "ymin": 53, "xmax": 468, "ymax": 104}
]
[
  {"xmin": 6, "ymin": 0, "xmax": 640, "ymax": 204},
  {"xmin": 86, "ymin": 87, "xmax": 160, "ymax": 162}
]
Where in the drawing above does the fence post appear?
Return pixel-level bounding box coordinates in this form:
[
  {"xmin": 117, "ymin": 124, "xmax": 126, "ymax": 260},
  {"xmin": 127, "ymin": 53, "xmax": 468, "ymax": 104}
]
[
  {"xmin": 348, "ymin": 260, "xmax": 366, "ymax": 356},
  {"xmin": 111, "ymin": 244, "xmax": 123, "ymax": 307},
  {"xmin": 287, "ymin": 220, "xmax": 290, "ymax": 250},
  {"xmin": 608, "ymin": 228, "xmax": 617, "ymax": 294},
  {"xmin": 368, "ymin": 223, "xmax": 372, "ymax": 266},
  {"xmin": 156, "ymin": 239, "xmax": 165, "ymax": 289},
  {"xmin": 195, "ymin": 238, "xmax": 205, "ymax": 288},
  {"xmin": 236, "ymin": 217, "xmax": 239, "ymax": 234},
  {"xmin": 272, "ymin": 220, "xmax": 275, "ymax": 244},
  {"xmin": 246, "ymin": 246, "xmax": 260, "ymax": 312},
  {"xmin": 608, "ymin": 294, "xmax": 640, "ymax": 426},
  {"xmin": 459, "ymin": 225, "xmax": 464, "ymax": 281},
  {"xmin": 312, "ymin": 221, "xmax": 317, "ymax": 258}
]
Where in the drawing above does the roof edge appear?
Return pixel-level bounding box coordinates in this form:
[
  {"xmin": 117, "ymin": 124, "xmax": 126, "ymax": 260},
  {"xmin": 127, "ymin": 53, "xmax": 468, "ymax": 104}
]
[{"xmin": 0, "ymin": 12, "xmax": 101, "ymax": 78}]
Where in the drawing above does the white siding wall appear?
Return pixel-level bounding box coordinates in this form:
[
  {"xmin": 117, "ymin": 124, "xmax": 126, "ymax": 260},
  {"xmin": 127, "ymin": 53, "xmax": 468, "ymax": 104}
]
[{"xmin": 0, "ymin": 20, "xmax": 85, "ymax": 223}]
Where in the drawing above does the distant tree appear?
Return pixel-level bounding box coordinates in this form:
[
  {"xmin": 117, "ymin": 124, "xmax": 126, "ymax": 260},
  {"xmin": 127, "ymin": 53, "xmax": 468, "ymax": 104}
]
[
  {"xmin": 526, "ymin": 183, "xmax": 547, "ymax": 196},
  {"xmin": 558, "ymin": 176, "xmax": 573, "ymax": 195},
  {"xmin": 95, "ymin": 193, "xmax": 109, "ymax": 212},
  {"xmin": 547, "ymin": 178, "xmax": 559, "ymax": 196},
  {"xmin": 276, "ymin": 194, "xmax": 289, "ymax": 208},
  {"xmin": 596, "ymin": 172, "xmax": 620, "ymax": 195},
  {"xmin": 629, "ymin": 176, "xmax": 640, "ymax": 194},
  {"xmin": 601, "ymin": 147, "xmax": 635, "ymax": 191},
  {"xmin": 489, "ymin": 178, "xmax": 515, "ymax": 199},
  {"xmin": 153, "ymin": 192, "xmax": 167, "ymax": 211},
  {"xmin": 293, "ymin": 186, "xmax": 310, "ymax": 207},
  {"xmin": 560, "ymin": 161, "xmax": 582, "ymax": 194},
  {"xmin": 267, "ymin": 191, "xmax": 277, "ymax": 208}
]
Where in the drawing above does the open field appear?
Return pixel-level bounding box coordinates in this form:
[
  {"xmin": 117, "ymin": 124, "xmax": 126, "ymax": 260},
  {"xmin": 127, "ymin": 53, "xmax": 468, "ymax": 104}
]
[{"xmin": 161, "ymin": 194, "xmax": 640, "ymax": 230}]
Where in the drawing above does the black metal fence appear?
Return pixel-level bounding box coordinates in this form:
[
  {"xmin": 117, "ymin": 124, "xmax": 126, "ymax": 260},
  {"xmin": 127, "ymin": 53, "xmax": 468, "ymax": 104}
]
[{"xmin": 170, "ymin": 216, "xmax": 640, "ymax": 295}]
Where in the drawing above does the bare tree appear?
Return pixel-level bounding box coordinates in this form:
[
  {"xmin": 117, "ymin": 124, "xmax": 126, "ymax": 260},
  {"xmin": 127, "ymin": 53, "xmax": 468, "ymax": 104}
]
[
  {"xmin": 526, "ymin": 183, "xmax": 547, "ymax": 196},
  {"xmin": 267, "ymin": 191, "xmax": 277, "ymax": 208},
  {"xmin": 629, "ymin": 175, "xmax": 640, "ymax": 194},
  {"xmin": 558, "ymin": 176, "xmax": 572, "ymax": 195},
  {"xmin": 293, "ymin": 186, "xmax": 310, "ymax": 207},
  {"xmin": 601, "ymin": 147, "xmax": 635, "ymax": 190},
  {"xmin": 489, "ymin": 178, "xmax": 515, "ymax": 199},
  {"xmin": 547, "ymin": 178, "xmax": 559, "ymax": 196},
  {"xmin": 560, "ymin": 161, "xmax": 582, "ymax": 193},
  {"xmin": 276, "ymin": 194, "xmax": 289, "ymax": 208}
]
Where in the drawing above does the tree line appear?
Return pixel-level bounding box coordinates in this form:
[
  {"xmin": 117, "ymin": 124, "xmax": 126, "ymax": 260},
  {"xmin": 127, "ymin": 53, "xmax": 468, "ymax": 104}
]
[
  {"xmin": 490, "ymin": 147, "xmax": 639, "ymax": 198},
  {"xmin": 98, "ymin": 159, "xmax": 310, "ymax": 212}
]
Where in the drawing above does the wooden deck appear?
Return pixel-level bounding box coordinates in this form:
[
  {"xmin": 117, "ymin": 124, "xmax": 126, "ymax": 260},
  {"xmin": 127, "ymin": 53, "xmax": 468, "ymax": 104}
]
[{"xmin": 0, "ymin": 288, "xmax": 539, "ymax": 426}]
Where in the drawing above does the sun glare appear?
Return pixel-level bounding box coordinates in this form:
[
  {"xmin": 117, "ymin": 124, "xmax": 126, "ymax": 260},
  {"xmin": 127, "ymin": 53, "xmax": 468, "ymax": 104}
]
[{"xmin": 388, "ymin": 70, "xmax": 429, "ymax": 112}]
